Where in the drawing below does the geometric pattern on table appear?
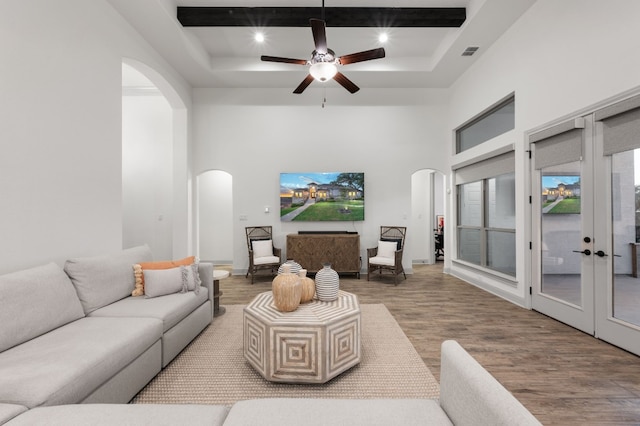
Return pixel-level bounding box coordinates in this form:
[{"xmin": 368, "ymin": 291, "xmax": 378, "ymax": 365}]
[{"xmin": 243, "ymin": 290, "xmax": 361, "ymax": 383}]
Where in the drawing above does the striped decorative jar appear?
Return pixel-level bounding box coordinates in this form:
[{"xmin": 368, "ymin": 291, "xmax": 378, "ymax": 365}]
[
  {"xmin": 278, "ymin": 259, "xmax": 302, "ymax": 276},
  {"xmin": 314, "ymin": 263, "xmax": 339, "ymax": 302}
]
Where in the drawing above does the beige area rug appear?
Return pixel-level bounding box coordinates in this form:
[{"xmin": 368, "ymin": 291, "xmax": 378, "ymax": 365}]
[{"xmin": 132, "ymin": 304, "xmax": 439, "ymax": 405}]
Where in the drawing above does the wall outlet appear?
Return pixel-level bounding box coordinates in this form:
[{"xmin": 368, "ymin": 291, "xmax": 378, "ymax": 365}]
[{"xmin": 239, "ymin": 214, "xmax": 248, "ymax": 221}]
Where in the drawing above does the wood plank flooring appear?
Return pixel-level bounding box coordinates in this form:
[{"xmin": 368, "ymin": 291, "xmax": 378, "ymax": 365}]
[{"xmin": 217, "ymin": 264, "xmax": 640, "ymax": 425}]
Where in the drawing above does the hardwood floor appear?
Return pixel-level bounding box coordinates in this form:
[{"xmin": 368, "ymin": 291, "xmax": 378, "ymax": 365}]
[{"xmin": 218, "ymin": 263, "xmax": 640, "ymax": 425}]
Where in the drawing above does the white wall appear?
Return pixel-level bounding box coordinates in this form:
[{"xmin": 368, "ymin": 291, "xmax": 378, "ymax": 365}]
[
  {"xmin": 192, "ymin": 88, "xmax": 449, "ymax": 274},
  {"xmin": 0, "ymin": 0, "xmax": 191, "ymax": 274},
  {"xmin": 197, "ymin": 170, "xmax": 234, "ymax": 263},
  {"xmin": 122, "ymin": 92, "xmax": 173, "ymax": 260},
  {"xmin": 447, "ymin": 0, "xmax": 640, "ymax": 305}
]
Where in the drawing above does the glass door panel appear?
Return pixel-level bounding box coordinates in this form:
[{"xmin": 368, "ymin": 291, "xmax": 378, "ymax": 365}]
[
  {"xmin": 540, "ymin": 162, "xmax": 584, "ymax": 307},
  {"xmin": 609, "ymin": 149, "xmax": 640, "ymax": 328},
  {"xmin": 532, "ymin": 133, "xmax": 595, "ymax": 335}
]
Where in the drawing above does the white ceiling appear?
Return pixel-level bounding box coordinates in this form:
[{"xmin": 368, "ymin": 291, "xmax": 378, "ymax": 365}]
[{"xmin": 111, "ymin": 0, "xmax": 536, "ymax": 91}]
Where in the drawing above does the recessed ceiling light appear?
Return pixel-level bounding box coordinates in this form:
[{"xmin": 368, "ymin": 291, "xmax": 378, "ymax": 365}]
[
  {"xmin": 255, "ymin": 32, "xmax": 265, "ymax": 43},
  {"xmin": 378, "ymin": 33, "xmax": 388, "ymax": 43}
]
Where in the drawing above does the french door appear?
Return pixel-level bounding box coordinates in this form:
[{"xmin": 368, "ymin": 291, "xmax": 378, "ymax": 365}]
[{"xmin": 531, "ymin": 95, "xmax": 640, "ymax": 356}]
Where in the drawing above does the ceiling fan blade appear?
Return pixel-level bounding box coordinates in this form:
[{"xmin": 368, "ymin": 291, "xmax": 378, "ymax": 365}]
[
  {"xmin": 338, "ymin": 48, "xmax": 386, "ymax": 65},
  {"xmin": 333, "ymin": 72, "xmax": 360, "ymax": 94},
  {"xmin": 293, "ymin": 74, "xmax": 315, "ymax": 94},
  {"xmin": 261, "ymin": 56, "xmax": 308, "ymax": 65},
  {"xmin": 310, "ymin": 19, "xmax": 328, "ymax": 54}
]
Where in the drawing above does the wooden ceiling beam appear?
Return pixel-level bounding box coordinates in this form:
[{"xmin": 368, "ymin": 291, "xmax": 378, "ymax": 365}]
[{"xmin": 177, "ymin": 7, "xmax": 466, "ymax": 28}]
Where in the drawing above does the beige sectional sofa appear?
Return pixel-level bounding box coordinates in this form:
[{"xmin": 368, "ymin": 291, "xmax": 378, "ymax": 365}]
[{"xmin": 0, "ymin": 245, "xmax": 541, "ymax": 425}]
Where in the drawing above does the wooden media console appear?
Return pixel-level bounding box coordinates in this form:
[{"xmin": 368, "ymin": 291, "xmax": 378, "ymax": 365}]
[{"xmin": 286, "ymin": 233, "xmax": 360, "ymax": 277}]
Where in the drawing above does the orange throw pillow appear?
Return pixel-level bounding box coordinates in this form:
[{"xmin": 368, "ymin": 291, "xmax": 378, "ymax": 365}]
[{"xmin": 132, "ymin": 256, "xmax": 196, "ymax": 296}]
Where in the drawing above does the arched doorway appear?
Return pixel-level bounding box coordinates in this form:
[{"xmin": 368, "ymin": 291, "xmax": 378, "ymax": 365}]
[
  {"xmin": 121, "ymin": 60, "xmax": 189, "ymax": 259},
  {"xmin": 411, "ymin": 169, "xmax": 446, "ymax": 265}
]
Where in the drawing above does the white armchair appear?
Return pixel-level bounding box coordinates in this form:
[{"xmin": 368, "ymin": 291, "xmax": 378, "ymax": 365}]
[
  {"xmin": 367, "ymin": 226, "xmax": 407, "ymax": 285},
  {"xmin": 245, "ymin": 226, "xmax": 281, "ymax": 284}
]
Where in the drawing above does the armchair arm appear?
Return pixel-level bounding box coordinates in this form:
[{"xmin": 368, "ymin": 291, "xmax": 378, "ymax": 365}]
[
  {"xmin": 198, "ymin": 262, "xmax": 214, "ymax": 306},
  {"xmin": 273, "ymin": 247, "xmax": 282, "ymax": 261},
  {"xmin": 248, "ymin": 249, "xmax": 255, "ymax": 268},
  {"xmin": 394, "ymin": 249, "xmax": 404, "ymax": 266},
  {"xmin": 367, "ymin": 247, "xmax": 378, "ymax": 258}
]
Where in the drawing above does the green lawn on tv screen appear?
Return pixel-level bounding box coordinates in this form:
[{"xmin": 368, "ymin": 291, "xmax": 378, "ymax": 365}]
[{"xmin": 291, "ymin": 200, "xmax": 364, "ymax": 221}]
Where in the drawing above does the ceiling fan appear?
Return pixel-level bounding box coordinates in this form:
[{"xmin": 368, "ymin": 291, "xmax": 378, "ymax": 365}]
[{"xmin": 260, "ymin": 18, "xmax": 385, "ymax": 94}]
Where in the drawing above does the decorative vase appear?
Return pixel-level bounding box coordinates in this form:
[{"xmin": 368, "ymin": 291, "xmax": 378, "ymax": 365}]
[
  {"xmin": 298, "ymin": 269, "xmax": 316, "ymax": 303},
  {"xmin": 272, "ymin": 263, "xmax": 302, "ymax": 312},
  {"xmin": 278, "ymin": 259, "xmax": 302, "ymax": 276},
  {"xmin": 315, "ymin": 263, "xmax": 339, "ymax": 302}
]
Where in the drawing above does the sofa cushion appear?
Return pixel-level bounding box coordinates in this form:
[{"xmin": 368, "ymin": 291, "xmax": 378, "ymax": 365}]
[
  {"xmin": 132, "ymin": 256, "xmax": 196, "ymax": 296},
  {"xmin": 223, "ymin": 398, "xmax": 453, "ymax": 426},
  {"xmin": 64, "ymin": 245, "xmax": 153, "ymax": 314},
  {"xmin": 0, "ymin": 404, "xmax": 27, "ymax": 425},
  {"xmin": 0, "ymin": 317, "xmax": 162, "ymax": 408},
  {"xmin": 89, "ymin": 287, "xmax": 209, "ymax": 332},
  {"xmin": 0, "ymin": 263, "xmax": 85, "ymax": 352},
  {"xmin": 4, "ymin": 404, "xmax": 229, "ymax": 426},
  {"xmin": 143, "ymin": 267, "xmax": 186, "ymax": 298},
  {"xmin": 439, "ymin": 340, "xmax": 541, "ymax": 426}
]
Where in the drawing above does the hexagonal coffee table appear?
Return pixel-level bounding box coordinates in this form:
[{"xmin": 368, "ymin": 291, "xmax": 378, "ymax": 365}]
[{"xmin": 243, "ymin": 290, "xmax": 361, "ymax": 383}]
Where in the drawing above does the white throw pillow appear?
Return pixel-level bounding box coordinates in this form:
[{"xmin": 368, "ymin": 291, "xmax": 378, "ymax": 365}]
[
  {"xmin": 144, "ymin": 267, "xmax": 185, "ymax": 298},
  {"xmin": 184, "ymin": 262, "xmax": 202, "ymax": 294},
  {"xmin": 377, "ymin": 240, "xmax": 397, "ymax": 259},
  {"xmin": 252, "ymin": 239, "xmax": 274, "ymax": 259}
]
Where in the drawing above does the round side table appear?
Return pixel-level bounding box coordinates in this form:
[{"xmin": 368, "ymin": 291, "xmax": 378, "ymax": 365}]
[{"xmin": 213, "ymin": 269, "xmax": 229, "ymax": 316}]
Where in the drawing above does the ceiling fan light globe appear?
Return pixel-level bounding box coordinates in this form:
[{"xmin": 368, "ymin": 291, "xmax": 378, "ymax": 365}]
[{"xmin": 310, "ymin": 62, "xmax": 337, "ymax": 82}]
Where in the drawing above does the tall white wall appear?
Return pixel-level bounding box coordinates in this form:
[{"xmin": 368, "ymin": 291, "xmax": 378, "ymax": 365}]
[
  {"xmin": 197, "ymin": 170, "xmax": 234, "ymax": 263},
  {"xmin": 0, "ymin": 0, "xmax": 191, "ymax": 274},
  {"xmin": 447, "ymin": 0, "xmax": 640, "ymax": 304},
  {"xmin": 192, "ymin": 88, "xmax": 449, "ymax": 274},
  {"xmin": 122, "ymin": 93, "xmax": 173, "ymax": 260}
]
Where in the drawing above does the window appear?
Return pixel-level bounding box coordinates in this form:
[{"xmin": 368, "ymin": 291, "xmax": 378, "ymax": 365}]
[
  {"xmin": 455, "ymin": 152, "xmax": 516, "ymax": 276},
  {"xmin": 456, "ymin": 96, "xmax": 515, "ymax": 153}
]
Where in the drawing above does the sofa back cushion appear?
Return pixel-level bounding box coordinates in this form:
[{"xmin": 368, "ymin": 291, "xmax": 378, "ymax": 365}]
[
  {"xmin": 439, "ymin": 340, "xmax": 541, "ymax": 426},
  {"xmin": 64, "ymin": 245, "xmax": 153, "ymax": 314},
  {"xmin": 0, "ymin": 263, "xmax": 85, "ymax": 352}
]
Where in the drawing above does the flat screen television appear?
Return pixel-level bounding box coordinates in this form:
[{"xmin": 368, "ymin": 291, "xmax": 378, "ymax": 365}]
[{"xmin": 280, "ymin": 172, "xmax": 364, "ymax": 221}]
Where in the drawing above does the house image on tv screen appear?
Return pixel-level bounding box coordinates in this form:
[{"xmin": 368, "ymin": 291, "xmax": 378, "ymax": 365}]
[
  {"xmin": 280, "ymin": 172, "xmax": 364, "ymax": 222},
  {"xmin": 541, "ymin": 175, "xmax": 581, "ymax": 214}
]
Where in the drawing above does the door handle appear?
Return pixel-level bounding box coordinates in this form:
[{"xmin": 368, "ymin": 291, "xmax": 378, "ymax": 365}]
[
  {"xmin": 572, "ymin": 249, "xmax": 591, "ymax": 255},
  {"xmin": 594, "ymin": 250, "xmax": 621, "ymax": 257}
]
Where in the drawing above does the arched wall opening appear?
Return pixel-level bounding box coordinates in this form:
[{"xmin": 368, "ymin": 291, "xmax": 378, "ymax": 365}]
[
  {"xmin": 196, "ymin": 170, "xmax": 234, "ymax": 264},
  {"xmin": 121, "ymin": 59, "xmax": 190, "ymax": 259},
  {"xmin": 411, "ymin": 169, "xmax": 446, "ymax": 265}
]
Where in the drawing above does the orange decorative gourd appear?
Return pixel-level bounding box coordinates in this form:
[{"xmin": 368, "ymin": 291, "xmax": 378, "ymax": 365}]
[
  {"xmin": 298, "ymin": 269, "xmax": 316, "ymax": 303},
  {"xmin": 272, "ymin": 264, "xmax": 301, "ymax": 312}
]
